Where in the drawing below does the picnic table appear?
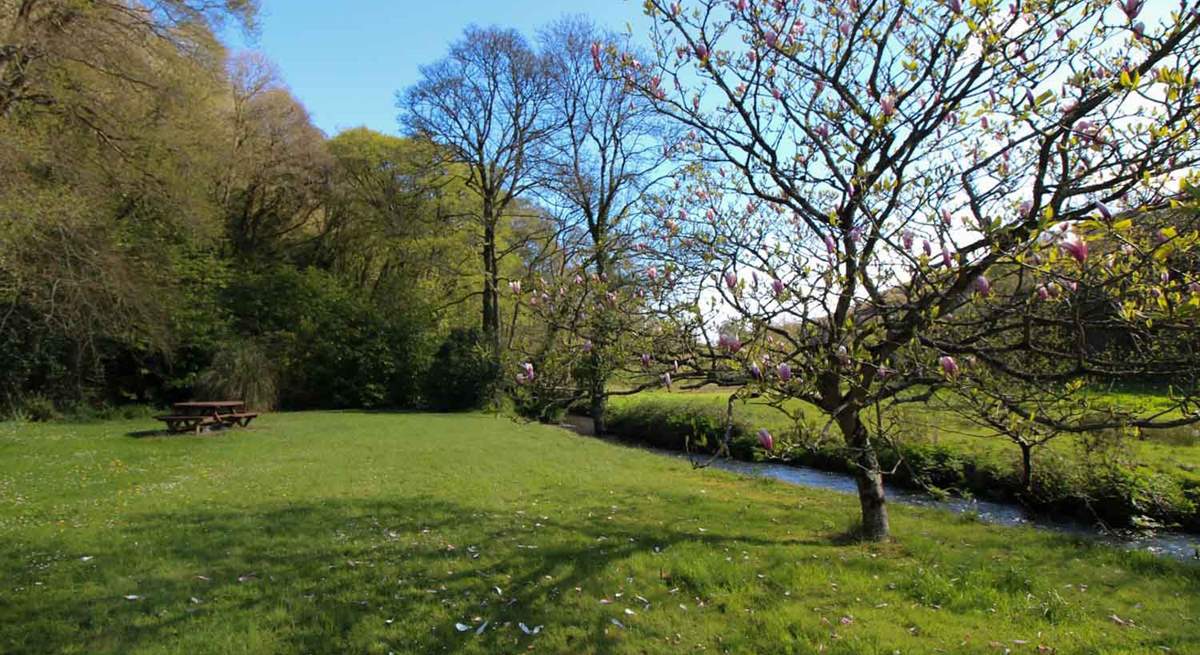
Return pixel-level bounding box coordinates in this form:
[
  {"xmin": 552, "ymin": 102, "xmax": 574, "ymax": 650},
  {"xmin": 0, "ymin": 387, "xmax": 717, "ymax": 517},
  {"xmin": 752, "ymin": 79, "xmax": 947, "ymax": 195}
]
[{"xmin": 155, "ymin": 400, "xmax": 259, "ymax": 434}]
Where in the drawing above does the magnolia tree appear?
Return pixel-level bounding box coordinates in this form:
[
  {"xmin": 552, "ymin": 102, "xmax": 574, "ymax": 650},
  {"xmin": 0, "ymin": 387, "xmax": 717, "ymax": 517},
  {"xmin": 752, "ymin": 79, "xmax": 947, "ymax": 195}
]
[
  {"xmin": 507, "ymin": 18, "xmax": 682, "ymax": 431},
  {"xmin": 612, "ymin": 0, "xmax": 1200, "ymax": 540}
]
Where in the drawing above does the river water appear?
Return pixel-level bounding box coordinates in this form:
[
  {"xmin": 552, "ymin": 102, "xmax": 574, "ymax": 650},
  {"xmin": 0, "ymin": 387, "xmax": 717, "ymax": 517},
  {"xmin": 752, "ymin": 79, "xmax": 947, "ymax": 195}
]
[{"xmin": 560, "ymin": 415, "xmax": 1199, "ymax": 561}]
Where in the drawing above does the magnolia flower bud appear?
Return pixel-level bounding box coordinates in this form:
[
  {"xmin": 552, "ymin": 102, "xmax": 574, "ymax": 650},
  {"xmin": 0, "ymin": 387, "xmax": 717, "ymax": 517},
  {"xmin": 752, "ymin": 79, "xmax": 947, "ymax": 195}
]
[{"xmin": 757, "ymin": 428, "xmax": 774, "ymax": 451}]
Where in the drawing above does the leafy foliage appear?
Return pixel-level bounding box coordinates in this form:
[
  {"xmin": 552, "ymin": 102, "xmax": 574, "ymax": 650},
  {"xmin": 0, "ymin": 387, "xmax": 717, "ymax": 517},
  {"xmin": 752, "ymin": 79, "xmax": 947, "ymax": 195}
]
[{"xmin": 424, "ymin": 328, "xmax": 500, "ymax": 411}]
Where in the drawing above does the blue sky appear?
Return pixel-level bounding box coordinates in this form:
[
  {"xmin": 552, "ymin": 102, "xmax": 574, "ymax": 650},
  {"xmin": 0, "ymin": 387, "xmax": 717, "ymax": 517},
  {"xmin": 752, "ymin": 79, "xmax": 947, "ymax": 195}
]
[{"xmin": 225, "ymin": 0, "xmax": 651, "ymax": 136}]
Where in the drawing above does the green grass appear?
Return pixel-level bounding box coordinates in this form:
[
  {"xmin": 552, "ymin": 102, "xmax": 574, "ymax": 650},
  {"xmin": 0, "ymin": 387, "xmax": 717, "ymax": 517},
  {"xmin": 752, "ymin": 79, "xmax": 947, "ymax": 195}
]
[
  {"xmin": 611, "ymin": 388, "xmax": 1200, "ymax": 485},
  {"xmin": 1, "ymin": 412, "xmax": 1198, "ymax": 654}
]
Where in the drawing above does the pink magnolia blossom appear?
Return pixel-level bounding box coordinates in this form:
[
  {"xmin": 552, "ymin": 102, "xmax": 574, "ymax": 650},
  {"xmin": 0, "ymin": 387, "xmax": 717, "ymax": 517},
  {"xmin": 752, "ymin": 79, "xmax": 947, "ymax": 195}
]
[
  {"xmin": 948, "ymin": 0, "xmax": 963, "ymax": 14},
  {"xmin": 509, "ymin": 280, "xmax": 522, "ymax": 294},
  {"xmin": 718, "ymin": 334, "xmax": 743, "ymax": 353},
  {"xmin": 1094, "ymin": 201, "xmax": 1113, "ymax": 221},
  {"xmin": 824, "ymin": 234, "xmax": 837, "ymax": 255},
  {"xmin": 749, "ymin": 363, "xmax": 763, "ymax": 380},
  {"xmin": 582, "ymin": 339, "xmax": 594, "ymax": 353},
  {"xmin": 973, "ymin": 275, "xmax": 992, "ymax": 297},
  {"xmin": 757, "ymin": 428, "xmax": 774, "ymax": 451},
  {"xmin": 724, "ymin": 270, "xmax": 738, "ymax": 290},
  {"xmin": 1036, "ymin": 285, "xmax": 1050, "ymax": 301},
  {"xmin": 646, "ymin": 267, "xmax": 659, "ymax": 281},
  {"xmin": 641, "ymin": 353, "xmax": 651, "ymax": 368},
  {"xmin": 942, "ymin": 246, "xmax": 954, "ymax": 268},
  {"xmin": 901, "ymin": 230, "xmax": 914, "ymax": 251},
  {"xmin": 880, "ymin": 94, "xmax": 896, "ymax": 117},
  {"xmin": 1060, "ymin": 237, "xmax": 1089, "ymax": 264},
  {"xmin": 772, "ymin": 278, "xmax": 785, "ymax": 296},
  {"xmin": 777, "ymin": 362, "xmax": 793, "ymax": 382},
  {"xmin": 939, "ymin": 355, "xmax": 960, "ymax": 378},
  {"xmin": 662, "ymin": 372, "xmax": 672, "ymax": 390},
  {"xmin": 1118, "ymin": 0, "xmax": 1144, "ymax": 21}
]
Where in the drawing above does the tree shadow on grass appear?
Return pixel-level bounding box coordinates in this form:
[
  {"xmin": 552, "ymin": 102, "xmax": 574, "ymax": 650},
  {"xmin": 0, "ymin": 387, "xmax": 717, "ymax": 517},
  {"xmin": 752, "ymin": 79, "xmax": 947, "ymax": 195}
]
[
  {"xmin": 0, "ymin": 494, "xmax": 840, "ymax": 655},
  {"xmin": 2, "ymin": 492, "xmax": 1197, "ymax": 654}
]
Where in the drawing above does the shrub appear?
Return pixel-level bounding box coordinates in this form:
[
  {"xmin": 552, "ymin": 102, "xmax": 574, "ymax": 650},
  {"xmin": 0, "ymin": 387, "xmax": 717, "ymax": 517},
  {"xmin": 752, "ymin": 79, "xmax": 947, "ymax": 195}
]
[
  {"xmin": 197, "ymin": 340, "xmax": 279, "ymax": 411},
  {"xmin": 11, "ymin": 394, "xmax": 59, "ymax": 422},
  {"xmin": 606, "ymin": 399, "xmax": 755, "ymax": 457},
  {"xmin": 222, "ymin": 266, "xmax": 435, "ymax": 409},
  {"xmin": 424, "ymin": 328, "xmax": 499, "ymax": 411}
]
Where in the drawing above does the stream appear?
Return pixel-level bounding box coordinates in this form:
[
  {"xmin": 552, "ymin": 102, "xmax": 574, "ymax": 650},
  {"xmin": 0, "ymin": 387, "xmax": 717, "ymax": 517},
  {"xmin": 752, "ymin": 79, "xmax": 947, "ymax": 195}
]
[{"xmin": 560, "ymin": 415, "xmax": 1200, "ymax": 561}]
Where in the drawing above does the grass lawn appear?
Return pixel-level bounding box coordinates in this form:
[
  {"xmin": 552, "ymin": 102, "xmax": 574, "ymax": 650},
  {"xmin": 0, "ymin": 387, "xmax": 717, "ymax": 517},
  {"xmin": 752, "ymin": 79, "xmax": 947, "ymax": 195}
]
[
  {"xmin": 611, "ymin": 389, "xmax": 1200, "ymax": 486},
  {"xmin": 1, "ymin": 412, "xmax": 1197, "ymax": 654}
]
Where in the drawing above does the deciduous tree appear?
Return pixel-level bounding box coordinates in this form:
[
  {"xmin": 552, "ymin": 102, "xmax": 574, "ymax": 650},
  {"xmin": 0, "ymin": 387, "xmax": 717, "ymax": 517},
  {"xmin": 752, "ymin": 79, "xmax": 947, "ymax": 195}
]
[{"xmin": 625, "ymin": 0, "xmax": 1200, "ymax": 540}]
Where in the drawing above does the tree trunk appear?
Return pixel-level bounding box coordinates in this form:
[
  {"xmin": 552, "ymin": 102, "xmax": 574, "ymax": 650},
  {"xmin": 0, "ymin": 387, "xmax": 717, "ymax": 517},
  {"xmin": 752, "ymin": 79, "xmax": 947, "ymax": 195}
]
[
  {"xmin": 839, "ymin": 412, "xmax": 890, "ymax": 541},
  {"xmin": 1019, "ymin": 442, "xmax": 1034, "ymax": 493},
  {"xmin": 481, "ymin": 216, "xmax": 501, "ymax": 358},
  {"xmin": 588, "ymin": 242, "xmax": 610, "ymax": 436},
  {"xmin": 590, "ymin": 384, "xmax": 607, "ymax": 436}
]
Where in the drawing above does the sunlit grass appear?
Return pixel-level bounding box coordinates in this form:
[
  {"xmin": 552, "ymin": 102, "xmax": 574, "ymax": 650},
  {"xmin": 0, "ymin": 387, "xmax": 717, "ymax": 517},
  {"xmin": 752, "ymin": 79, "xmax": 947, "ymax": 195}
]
[
  {"xmin": 612, "ymin": 388, "xmax": 1200, "ymax": 485},
  {"xmin": 0, "ymin": 412, "xmax": 1197, "ymax": 654}
]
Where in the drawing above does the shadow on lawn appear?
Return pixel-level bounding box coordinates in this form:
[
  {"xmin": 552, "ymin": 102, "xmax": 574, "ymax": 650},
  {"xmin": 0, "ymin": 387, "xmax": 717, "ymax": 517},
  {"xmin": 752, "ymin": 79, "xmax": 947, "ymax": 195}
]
[
  {"xmin": 2, "ymin": 495, "xmax": 1197, "ymax": 654},
  {"xmin": 0, "ymin": 494, "xmax": 835, "ymax": 654}
]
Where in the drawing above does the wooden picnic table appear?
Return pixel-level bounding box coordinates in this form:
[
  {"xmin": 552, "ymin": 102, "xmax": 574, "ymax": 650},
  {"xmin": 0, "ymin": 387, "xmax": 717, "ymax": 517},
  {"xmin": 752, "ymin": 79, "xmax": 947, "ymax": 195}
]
[{"xmin": 155, "ymin": 400, "xmax": 259, "ymax": 434}]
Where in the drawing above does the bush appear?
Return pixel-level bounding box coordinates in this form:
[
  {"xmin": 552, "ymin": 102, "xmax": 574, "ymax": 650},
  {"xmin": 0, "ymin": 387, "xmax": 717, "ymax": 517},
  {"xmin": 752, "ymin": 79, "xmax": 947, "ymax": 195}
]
[
  {"xmin": 10, "ymin": 394, "xmax": 60, "ymax": 422},
  {"xmin": 606, "ymin": 399, "xmax": 756, "ymax": 457},
  {"xmin": 222, "ymin": 266, "xmax": 435, "ymax": 409},
  {"xmin": 423, "ymin": 328, "xmax": 498, "ymax": 411},
  {"xmin": 197, "ymin": 340, "xmax": 278, "ymax": 410}
]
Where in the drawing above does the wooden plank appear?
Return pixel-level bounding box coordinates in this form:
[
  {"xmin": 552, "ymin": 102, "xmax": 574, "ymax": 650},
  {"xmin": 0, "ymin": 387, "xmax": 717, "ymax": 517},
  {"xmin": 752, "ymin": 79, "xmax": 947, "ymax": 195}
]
[{"xmin": 173, "ymin": 401, "xmax": 244, "ymax": 409}]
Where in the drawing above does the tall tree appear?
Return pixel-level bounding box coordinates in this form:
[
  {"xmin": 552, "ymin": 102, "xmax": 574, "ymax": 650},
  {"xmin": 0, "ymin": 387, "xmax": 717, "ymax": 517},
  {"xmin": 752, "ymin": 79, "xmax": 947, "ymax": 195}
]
[
  {"xmin": 625, "ymin": 0, "xmax": 1200, "ymax": 540},
  {"xmin": 400, "ymin": 25, "xmax": 557, "ymax": 359},
  {"xmin": 0, "ymin": 0, "xmax": 255, "ymax": 119},
  {"xmin": 0, "ymin": 0, "xmax": 251, "ymax": 403},
  {"xmin": 533, "ymin": 16, "xmax": 671, "ymax": 434},
  {"xmin": 221, "ymin": 52, "xmax": 331, "ymax": 260},
  {"xmin": 315, "ymin": 128, "xmax": 476, "ymax": 315}
]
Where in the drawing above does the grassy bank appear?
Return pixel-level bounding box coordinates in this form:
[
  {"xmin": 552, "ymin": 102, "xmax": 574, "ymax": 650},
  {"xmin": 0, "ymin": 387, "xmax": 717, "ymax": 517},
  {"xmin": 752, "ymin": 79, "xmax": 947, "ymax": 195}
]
[
  {"xmin": 1, "ymin": 412, "xmax": 1198, "ymax": 653},
  {"xmin": 607, "ymin": 390, "xmax": 1200, "ymax": 531}
]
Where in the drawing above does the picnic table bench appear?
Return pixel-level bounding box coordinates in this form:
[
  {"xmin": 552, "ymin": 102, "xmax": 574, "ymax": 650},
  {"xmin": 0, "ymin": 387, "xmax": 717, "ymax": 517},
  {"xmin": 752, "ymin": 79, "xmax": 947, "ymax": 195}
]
[{"xmin": 155, "ymin": 400, "xmax": 259, "ymax": 434}]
